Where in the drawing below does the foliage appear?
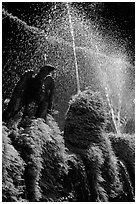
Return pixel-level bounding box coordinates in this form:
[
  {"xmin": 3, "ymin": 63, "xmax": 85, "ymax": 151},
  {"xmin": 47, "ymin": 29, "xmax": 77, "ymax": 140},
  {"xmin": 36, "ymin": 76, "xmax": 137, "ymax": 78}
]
[
  {"xmin": 64, "ymin": 89, "xmax": 129, "ymax": 201},
  {"xmin": 108, "ymin": 132, "xmax": 135, "ymax": 190},
  {"xmin": 6, "ymin": 116, "xmax": 70, "ymax": 201},
  {"xmin": 2, "ymin": 89, "xmax": 135, "ymax": 202},
  {"xmin": 2, "ymin": 125, "xmax": 26, "ymax": 202},
  {"xmin": 64, "ymin": 89, "xmax": 108, "ymax": 148}
]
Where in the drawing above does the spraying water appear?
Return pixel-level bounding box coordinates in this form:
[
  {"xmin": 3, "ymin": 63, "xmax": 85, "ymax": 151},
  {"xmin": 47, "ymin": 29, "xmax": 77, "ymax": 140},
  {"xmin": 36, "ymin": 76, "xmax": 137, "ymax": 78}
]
[
  {"xmin": 66, "ymin": 2, "xmax": 80, "ymax": 93},
  {"xmin": 94, "ymin": 44, "xmax": 120, "ymax": 134},
  {"xmin": 117, "ymin": 92, "xmax": 122, "ymax": 133},
  {"xmin": 96, "ymin": 59, "xmax": 119, "ymax": 133},
  {"xmin": 105, "ymin": 86, "xmax": 119, "ymax": 134},
  {"xmin": 2, "ymin": 4, "xmax": 135, "ymax": 132}
]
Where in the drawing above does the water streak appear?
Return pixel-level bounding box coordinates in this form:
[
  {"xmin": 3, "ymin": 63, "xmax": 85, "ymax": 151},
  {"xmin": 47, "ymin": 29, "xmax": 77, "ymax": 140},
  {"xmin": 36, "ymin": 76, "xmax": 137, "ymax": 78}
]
[
  {"xmin": 105, "ymin": 86, "xmax": 119, "ymax": 134},
  {"xmin": 117, "ymin": 93, "xmax": 122, "ymax": 134},
  {"xmin": 66, "ymin": 2, "xmax": 80, "ymax": 93}
]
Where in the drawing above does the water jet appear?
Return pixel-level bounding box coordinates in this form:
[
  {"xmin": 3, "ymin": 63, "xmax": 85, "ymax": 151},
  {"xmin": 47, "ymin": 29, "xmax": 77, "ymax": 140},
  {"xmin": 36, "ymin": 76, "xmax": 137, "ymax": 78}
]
[
  {"xmin": 66, "ymin": 2, "xmax": 80, "ymax": 93},
  {"xmin": 2, "ymin": 3, "xmax": 135, "ymax": 132}
]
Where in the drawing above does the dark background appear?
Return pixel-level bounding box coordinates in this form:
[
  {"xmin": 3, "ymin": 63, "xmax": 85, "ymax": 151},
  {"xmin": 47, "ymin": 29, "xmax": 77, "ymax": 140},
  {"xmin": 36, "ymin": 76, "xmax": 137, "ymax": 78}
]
[{"xmin": 2, "ymin": 2, "xmax": 135, "ymax": 58}]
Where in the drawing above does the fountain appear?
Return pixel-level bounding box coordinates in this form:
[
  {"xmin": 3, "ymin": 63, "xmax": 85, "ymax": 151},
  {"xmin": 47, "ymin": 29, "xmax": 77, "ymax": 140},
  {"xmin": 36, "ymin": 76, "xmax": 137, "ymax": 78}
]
[
  {"xmin": 2, "ymin": 3, "xmax": 135, "ymax": 132},
  {"xmin": 64, "ymin": 3, "xmax": 129, "ymax": 134}
]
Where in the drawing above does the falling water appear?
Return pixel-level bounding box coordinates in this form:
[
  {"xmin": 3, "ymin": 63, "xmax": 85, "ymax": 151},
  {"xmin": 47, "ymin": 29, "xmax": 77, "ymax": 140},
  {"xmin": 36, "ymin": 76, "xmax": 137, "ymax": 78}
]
[
  {"xmin": 66, "ymin": 2, "xmax": 80, "ymax": 93},
  {"xmin": 117, "ymin": 92, "xmax": 122, "ymax": 134},
  {"xmin": 105, "ymin": 86, "xmax": 119, "ymax": 134}
]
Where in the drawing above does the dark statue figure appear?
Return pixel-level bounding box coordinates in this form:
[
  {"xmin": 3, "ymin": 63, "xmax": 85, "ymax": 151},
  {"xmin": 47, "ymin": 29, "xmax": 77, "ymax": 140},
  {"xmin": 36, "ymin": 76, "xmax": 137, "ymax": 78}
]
[{"xmin": 3, "ymin": 64, "xmax": 56, "ymax": 121}]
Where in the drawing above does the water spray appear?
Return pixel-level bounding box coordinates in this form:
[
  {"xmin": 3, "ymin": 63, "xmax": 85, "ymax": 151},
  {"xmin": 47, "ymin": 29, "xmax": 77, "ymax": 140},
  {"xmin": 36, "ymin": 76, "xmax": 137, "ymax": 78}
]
[
  {"xmin": 117, "ymin": 92, "xmax": 122, "ymax": 134},
  {"xmin": 3, "ymin": 4, "xmax": 133, "ymax": 135},
  {"xmin": 96, "ymin": 45, "xmax": 120, "ymax": 134},
  {"xmin": 105, "ymin": 86, "xmax": 119, "ymax": 134},
  {"xmin": 66, "ymin": 2, "xmax": 80, "ymax": 93}
]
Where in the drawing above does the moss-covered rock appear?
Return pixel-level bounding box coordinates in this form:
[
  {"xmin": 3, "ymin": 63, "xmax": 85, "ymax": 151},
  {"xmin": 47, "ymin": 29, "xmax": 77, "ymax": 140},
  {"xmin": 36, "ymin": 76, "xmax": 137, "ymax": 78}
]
[
  {"xmin": 2, "ymin": 125, "xmax": 26, "ymax": 202},
  {"xmin": 2, "ymin": 90, "xmax": 135, "ymax": 202},
  {"xmin": 108, "ymin": 133, "xmax": 135, "ymax": 191},
  {"xmin": 64, "ymin": 89, "xmax": 107, "ymax": 149},
  {"xmin": 64, "ymin": 89, "xmax": 134, "ymax": 201},
  {"xmin": 3, "ymin": 114, "xmax": 93, "ymax": 202},
  {"xmin": 7, "ymin": 116, "xmax": 70, "ymax": 201}
]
